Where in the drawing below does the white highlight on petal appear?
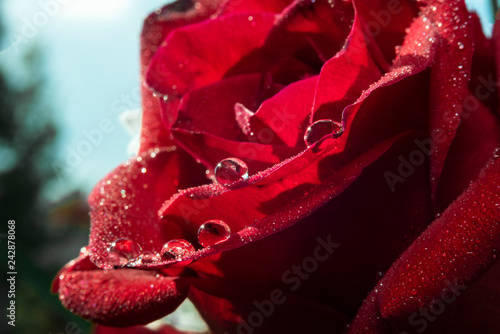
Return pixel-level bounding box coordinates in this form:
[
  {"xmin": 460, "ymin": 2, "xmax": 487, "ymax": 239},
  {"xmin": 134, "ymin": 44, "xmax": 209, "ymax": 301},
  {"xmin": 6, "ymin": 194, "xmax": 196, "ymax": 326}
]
[
  {"xmin": 119, "ymin": 108, "xmax": 142, "ymax": 156},
  {"xmin": 146, "ymin": 299, "xmax": 209, "ymax": 332}
]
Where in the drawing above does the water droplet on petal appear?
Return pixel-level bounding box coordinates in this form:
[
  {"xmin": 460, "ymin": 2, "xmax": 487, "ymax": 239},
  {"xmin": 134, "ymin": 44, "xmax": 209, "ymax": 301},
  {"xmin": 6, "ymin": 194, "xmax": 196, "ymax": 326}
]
[
  {"xmin": 198, "ymin": 220, "xmax": 231, "ymax": 247},
  {"xmin": 304, "ymin": 120, "xmax": 343, "ymax": 147},
  {"xmin": 107, "ymin": 238, "xmax": 142, "ymax": 267},
  {"xmin": 493, "ymin": 148, "xmax": 500, "ymax": 158},
  {"xmin": 161, "ymin": 239, "xmax": 195, "ymax": 260},
  {"xmin": 215, "ymin": 158, "xmax": 249, "ymax": 185}
]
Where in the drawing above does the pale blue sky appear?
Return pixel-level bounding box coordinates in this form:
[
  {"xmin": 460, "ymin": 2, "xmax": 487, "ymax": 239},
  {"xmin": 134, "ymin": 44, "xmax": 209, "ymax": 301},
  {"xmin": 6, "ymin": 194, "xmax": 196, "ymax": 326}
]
[
  {"xmin": 0, "ymin": 0, "xmax": 496, "ymax": 201},
  {"xmin": 1, "ymin": 0, "xmax": 171, "ymax": 199}
]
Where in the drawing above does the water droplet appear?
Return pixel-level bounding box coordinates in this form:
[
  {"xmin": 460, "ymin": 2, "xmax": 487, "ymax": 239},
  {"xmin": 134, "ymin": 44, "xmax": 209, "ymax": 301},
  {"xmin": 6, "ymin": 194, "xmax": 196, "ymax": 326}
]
[
  {"xmin": 493, "ymin": 148, "xmax": 500, "ymax": 158},
  {"xmin": 215, "ymin": 158, "xmax": 249, "ymax": 185},
  {"xmin": 107, "ymin": 238, "xmax": 142, "ymax": 267},
  {"xmin": 161, "ymin": 239, "xmax": 195, "ymax": 260},
  {"xmin": 457, "ymin": 42, "xmax": 464, "ymax": 50},
  {"xmin": 198, "ymin": 220, "xmax": 231, "ymax": 247},
  {"xmin": 304, "ymin": 120, "xmax": 343, "ymax": 147}
]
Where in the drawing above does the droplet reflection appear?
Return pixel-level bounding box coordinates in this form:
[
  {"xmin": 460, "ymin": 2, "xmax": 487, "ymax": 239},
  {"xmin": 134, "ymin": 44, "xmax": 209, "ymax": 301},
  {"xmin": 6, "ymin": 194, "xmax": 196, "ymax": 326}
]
[
  {"xmin": 107, "ymin": 238, "xmax": 142, "ymax": 267},
  {"xmin": 214, "ymin": 158, "xmax": 249, "ymax": 185},
  {"xmin": 198, "ymin": 220, "xmax": 231, "ymax": 247},
  {"xmin": 304, "ymin": 120, "xmax": 343, "ymax": 147},
  {"xmin": 161, "ymin": 239, "xmax": 195, "ymax": 260}
]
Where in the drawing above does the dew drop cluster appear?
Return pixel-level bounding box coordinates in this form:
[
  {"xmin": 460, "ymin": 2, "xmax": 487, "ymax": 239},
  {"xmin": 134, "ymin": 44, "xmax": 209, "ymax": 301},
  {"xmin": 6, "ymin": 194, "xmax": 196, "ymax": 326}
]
[{"xmin": 106, "ymin": 220, "xmax": 237, "ymax": 267}]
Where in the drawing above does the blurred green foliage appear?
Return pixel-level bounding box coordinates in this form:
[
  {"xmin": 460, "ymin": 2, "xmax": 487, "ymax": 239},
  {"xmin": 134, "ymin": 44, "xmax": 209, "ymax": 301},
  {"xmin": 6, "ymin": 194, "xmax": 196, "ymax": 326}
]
[{"xmin": 0, "ymin": 3, "xmax": 91, "ymax": 334}]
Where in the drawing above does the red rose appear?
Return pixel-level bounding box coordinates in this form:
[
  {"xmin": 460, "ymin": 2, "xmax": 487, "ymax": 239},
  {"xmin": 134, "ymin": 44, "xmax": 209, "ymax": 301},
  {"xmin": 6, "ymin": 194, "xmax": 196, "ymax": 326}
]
[{"xmin": 53, "ymin": 0, "xmax": 500, "ymax": 333}]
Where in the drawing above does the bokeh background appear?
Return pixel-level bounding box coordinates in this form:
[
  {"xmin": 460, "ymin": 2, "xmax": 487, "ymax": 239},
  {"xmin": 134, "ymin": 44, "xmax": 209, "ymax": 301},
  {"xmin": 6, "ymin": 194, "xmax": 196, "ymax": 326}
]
[{"xmin": 0, "ymin": 0, "xmax": 496, "ymax": 333}]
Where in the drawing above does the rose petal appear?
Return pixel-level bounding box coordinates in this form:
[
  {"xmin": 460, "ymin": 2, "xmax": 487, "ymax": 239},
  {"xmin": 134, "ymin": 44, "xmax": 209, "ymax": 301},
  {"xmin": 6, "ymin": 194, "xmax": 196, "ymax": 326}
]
[
  {"xmin": 381, "ymin": 158, "xmax": 500, "ymax": 317},
  {"xmin": 310, "ymin": 5, "xmax": 383, "ymax": 122},
  {"xmin": 146, "ymin": 13, "xmax": 275, "ymax": 97},
  {"xmin": 141, "ymin": 0, "xmax": 224, "ymax": 73},
  {"xmin": 188, "ymin": 286, "xmax": 350, "ymax": 333},
  {"xmin": 264, "ymin": 56, "xmax": 318, "ymax": 88},
  {"xmin": 273, "ymin": 0, "xmax": 355, "ymax": 62},
  {"xmin": 169, "ymin": 129, "xmax": 301, "ymax": 172},
  {"xmin": 139, "ymin": 0, "xmax": 223, "ymax": 153},
  {"xmin": 178, "ymin": 132, "xmax": 434, "ymax": 333},
  {"xmin": 420, "ymin": 0, "xmax": 475, "ymax": 200},
  {"xmin": 159, "ymin": 132, "xmax": 404, "ymax": 256},
  {"xmin": 436, "ymin": 96, "xmax": 500, "ymax": 213},
  {"xmin": 250, "ymin": 76, "xmax": 318, "ymax": 147},
  {"xmin": 87, "ymin": 148, "xmax": 206, "ymax": 269},
  {"xmin": 406, "ymin": 259, "xmax": 500, "ymax": 333},
  {"xmin": 348, "ymin": 152, "xmax": 500, "ymax": 332},
  {"xmin": 333, "ymin": 14, "xmax": 438, "ymax": 159},
  {"xmin": 172, "ymin": 74, "xmax": 263, "ymax": 142},
  {"xmin": 157, "ymin": 24, "xmax": 447, "ymax": 266},
  {"xmin": 52, "ymin": 247, "xmax": 95, "ymax": 294},
  {"xmin": 58, "ymin": 262, "xmax": 189, "ymax": 327},
  {"xmin": 468, "ymin": 13, "xmax": 498, "ymax": 115},
  {"xmin": 219, "ymin": 0, "xmax": 294, "ymax": 14},
  {"xmin": 234, "ymin": 102, "xmax": 255, "ymax": 136},
  {"xmin": 352, "ymin": 0, "xmax": 419, "ymax": 71}
]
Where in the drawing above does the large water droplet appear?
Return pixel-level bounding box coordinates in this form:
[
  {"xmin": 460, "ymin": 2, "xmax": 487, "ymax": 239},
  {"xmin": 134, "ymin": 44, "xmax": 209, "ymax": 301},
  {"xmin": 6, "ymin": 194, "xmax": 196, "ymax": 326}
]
[
  {"xmin": 304, "ymin": 120, "xmax": 343, "ymax": 147},
  {"xmin": 198, "ymin": 220, "xmax": 231, "ymax": 247},
  {"xmin": 107, "ymin": 238, "xmax": 142, "ymax": 267},
  {"xmin": 493, "ymin": 148, "xmax": 500, "ymax": 158},
  {"xmin": 161, "ymin": 239, "xmax": 195, "ymax": 260},
  {"xmin": 214, "ymin": 158, "xmax": 249, "ymax": 185}
]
